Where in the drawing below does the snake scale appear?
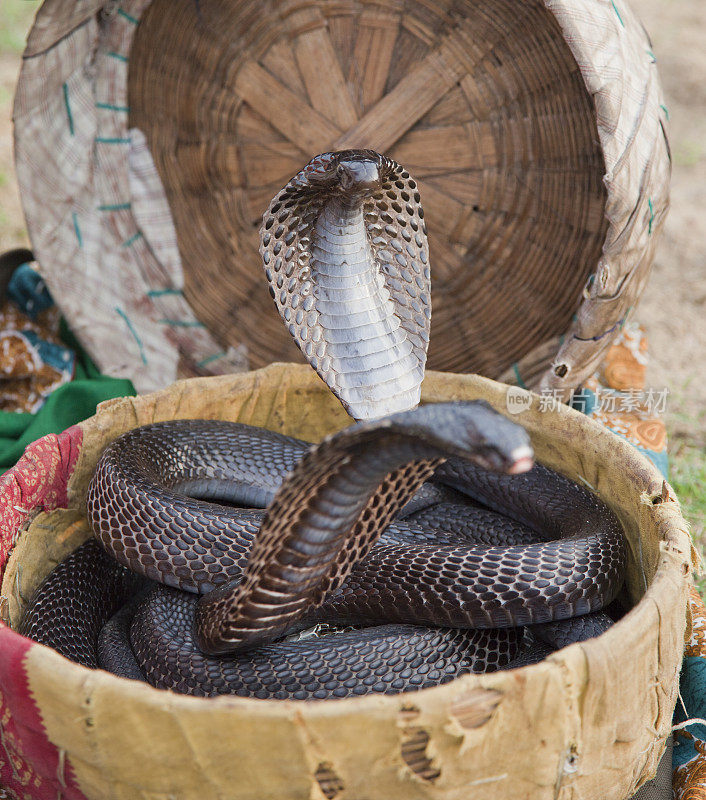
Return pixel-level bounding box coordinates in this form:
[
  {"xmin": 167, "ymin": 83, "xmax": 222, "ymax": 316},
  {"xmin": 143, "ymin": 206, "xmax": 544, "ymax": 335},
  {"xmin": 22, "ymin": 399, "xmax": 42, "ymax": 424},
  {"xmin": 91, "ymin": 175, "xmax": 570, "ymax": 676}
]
[{"xmin": 20, "ymin": 151, "xmax": 626, "ymax": 700}]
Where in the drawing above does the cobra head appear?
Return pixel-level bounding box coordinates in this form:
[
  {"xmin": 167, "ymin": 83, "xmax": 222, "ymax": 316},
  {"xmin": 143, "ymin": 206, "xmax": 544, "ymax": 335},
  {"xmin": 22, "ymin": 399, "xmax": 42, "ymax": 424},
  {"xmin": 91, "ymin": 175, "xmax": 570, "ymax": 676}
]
[
  {"xmin": 260, "ymin": 150, "xmax": 431, "ymax": 421},
  {"xmin": 335, "ymin": 156, "xmax": 380, "ymax": 196}
]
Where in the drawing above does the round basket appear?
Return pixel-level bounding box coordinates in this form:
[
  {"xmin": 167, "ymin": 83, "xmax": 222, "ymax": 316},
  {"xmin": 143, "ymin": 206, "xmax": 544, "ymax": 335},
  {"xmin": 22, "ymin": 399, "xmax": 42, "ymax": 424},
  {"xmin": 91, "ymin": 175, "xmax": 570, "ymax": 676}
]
[
  {"xmin": 0, "ymin": 364, "xmax": 692, "ymax": 800},
  {"xmin": 13, "ymin": 0, "xmax": 670, "ymax": 397}
]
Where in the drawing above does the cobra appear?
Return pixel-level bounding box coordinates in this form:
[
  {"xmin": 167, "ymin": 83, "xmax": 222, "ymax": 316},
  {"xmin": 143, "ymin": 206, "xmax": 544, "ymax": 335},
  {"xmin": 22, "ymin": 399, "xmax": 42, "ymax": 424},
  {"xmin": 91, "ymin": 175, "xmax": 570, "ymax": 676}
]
[{"xmin": 20, "ymin": 150, "xmax": 626, "ymax": 699}]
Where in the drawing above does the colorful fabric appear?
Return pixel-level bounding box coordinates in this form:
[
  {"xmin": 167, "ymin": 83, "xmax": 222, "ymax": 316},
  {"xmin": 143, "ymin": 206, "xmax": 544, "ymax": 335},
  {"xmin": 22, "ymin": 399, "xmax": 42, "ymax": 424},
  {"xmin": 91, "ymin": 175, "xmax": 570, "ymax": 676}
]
[
  {"xmin": 0, "ymin": 262, "xmax": 75, "ymax": 413},
  {"xmin": 0, "ymin": 270, "xmax": 136, "ymax": 471},
  {"xmin": 573, "ymin": 323, "xmax": 669, "ymax": 477},
  {"xmin": 0, "ymin": 367, "xmax": 135, "ymax": 473},
  {"xmin": 0, "ymin": 425, "xmax": 86, "ymax": 798},
  {"xmin": 0, "ymin": 425, "xmax": 82, "ymax": 567},
  {"xmin": 673, "ymin": 586, "xmax": 706, "ymax": 798}
]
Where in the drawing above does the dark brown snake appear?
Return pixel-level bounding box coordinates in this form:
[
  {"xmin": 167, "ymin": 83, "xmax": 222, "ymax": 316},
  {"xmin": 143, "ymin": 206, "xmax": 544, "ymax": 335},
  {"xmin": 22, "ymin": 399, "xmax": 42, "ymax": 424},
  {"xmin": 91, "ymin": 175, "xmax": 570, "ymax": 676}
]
[{"xmin": 20, "ymin": 151, "xmax": 626, "ymax": 700}]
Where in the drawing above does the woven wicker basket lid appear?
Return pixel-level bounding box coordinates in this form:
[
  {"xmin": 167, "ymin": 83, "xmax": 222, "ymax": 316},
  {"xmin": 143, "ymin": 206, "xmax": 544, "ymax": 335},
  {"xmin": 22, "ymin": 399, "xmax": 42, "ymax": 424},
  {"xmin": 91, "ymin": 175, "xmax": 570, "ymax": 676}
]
[{"xmin": 14, "ymin": 0, "xmax": 670, "ymax": 396}]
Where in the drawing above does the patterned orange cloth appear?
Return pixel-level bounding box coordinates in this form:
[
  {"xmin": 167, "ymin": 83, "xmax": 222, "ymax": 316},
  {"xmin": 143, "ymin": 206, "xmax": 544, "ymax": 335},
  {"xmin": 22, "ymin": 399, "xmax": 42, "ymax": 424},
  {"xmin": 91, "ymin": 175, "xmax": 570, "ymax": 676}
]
[
  {"xmin": 686, "ymin": 587, "xmax": 706, "ymax": 660},
  {"xmin": 578, "ymin": 323, "xmax": 669, "ymax": 476},
  {"xmin": 0, "ymin": 263, "xmax": 75, "ymax": 413},
  {"xmin": 674, "ymin": 738, "xmax": 706, "ymax": 799}
]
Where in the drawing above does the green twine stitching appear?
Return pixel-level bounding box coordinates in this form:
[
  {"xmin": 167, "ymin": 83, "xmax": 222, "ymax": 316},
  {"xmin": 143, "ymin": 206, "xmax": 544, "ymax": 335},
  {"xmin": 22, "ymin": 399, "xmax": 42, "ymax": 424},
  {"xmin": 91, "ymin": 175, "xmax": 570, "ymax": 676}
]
[
  {"xmin": 648, "ymin": 198, "xmax": 655, "ymax": 234},
  {"xmin": 117, "ymin": 8, "xmax": 139, "ymax": 24},
  {"xmin": 147, "ymin": 288, "xmax": 183, "ymax": 298},
  {"xmin": 72, "ymin": 212, "xmax": 82, "ymax": 248},
  {"xmin": 511, "ymin": 363, "xmax": 527, "ymax": 390},
  {"xmin": 158, "ymin": 319, "xmax": 206, "ymax": 328},
  {"xmin": 611, "ymin": 0, "xmax": 625, "ymax": 28},
  {"xmin": 98, "ymin": 202, "xmax": 131, "ymax": 212},
  {"xmin": 62, "ymin": 83, "xmax": 74, "ymax": 136},
  {"xmin": 619, "ymin": 307, "xmax": 633, "ymax": 330},
  {"xmin": 115, "ymin": 307, "xmax": 147, "ymax": 365},
  {"xmin": 95, "ymin": 136, "xmax": 131, "ymax": 144},
  {"xmin": 646, "ymin": 49, "xmax": 657, "ymax": 63},
  {"xmin": 106, "ymin": 51, "xmax": 129, "ymax": 63},
  {"xmin": 197, "ymin": 351, "xmax": 227, "ymax": 369},
  {"xmin": 660, "ymin": 104, "xmax": 670, "ymax": 120},
  {"xmin": 96, "ymin": 102, "xmax": 130, "ymax": 113},
  {"xmin": 122, "ymin": 231, "xmax": 143, "ymax": 248}
]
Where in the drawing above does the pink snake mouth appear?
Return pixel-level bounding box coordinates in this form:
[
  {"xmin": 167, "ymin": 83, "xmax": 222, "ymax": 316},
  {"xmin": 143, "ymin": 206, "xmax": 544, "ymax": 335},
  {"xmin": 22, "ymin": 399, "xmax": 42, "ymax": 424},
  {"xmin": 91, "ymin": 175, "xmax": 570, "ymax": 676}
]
[{"xmin": 508, "ymin": 446, "xmax": 535, "ymax": 475}]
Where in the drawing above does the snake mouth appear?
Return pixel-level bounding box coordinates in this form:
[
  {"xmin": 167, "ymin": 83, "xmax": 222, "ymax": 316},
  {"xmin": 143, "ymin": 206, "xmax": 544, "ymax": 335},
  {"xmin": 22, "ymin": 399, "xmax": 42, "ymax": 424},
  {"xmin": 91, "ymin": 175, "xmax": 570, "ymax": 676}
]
[
  {"xmin": 461, "ymin": 443, "xmax": 534, "ymax": 475},
  {"xmin": 508, "ymin": 445, "xmax": 535, "ymax": 475}
]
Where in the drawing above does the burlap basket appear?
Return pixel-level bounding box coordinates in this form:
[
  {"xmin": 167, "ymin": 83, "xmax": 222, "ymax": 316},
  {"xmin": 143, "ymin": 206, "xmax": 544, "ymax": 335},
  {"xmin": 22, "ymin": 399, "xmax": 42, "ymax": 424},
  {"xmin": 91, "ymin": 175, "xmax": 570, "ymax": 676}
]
[
  {"xmin": 0, "ymin": 364, "xmax": 693, "ymax": 800},
  {"xmin": 14, "ymin": 0, "xmax": 670, "ymax": 399}
]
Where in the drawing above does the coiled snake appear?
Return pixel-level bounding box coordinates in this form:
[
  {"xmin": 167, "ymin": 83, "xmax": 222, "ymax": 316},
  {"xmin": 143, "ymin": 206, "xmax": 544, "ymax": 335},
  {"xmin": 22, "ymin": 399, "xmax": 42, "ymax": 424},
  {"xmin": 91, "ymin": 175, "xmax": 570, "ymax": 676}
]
[{"xmin": 20, "ymin": 151, "xmax": 626, "ymax": 699}]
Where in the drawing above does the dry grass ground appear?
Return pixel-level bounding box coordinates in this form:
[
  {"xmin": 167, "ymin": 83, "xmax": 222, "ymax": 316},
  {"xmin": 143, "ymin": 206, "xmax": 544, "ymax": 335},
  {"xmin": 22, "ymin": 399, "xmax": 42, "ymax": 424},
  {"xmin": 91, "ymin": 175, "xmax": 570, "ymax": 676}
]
[{"xmin": 0, "ymin": 0, "xmax": 704, "ymax": 580}]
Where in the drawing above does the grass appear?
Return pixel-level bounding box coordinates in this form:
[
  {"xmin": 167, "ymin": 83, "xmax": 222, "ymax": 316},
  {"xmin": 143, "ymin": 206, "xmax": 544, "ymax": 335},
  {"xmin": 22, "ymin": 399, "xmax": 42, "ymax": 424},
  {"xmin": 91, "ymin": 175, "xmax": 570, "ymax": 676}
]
[
  {"xmin": 670, "ymin": 442, "xmax": 706, "ymax": 595},
  {"xmin": 0, "ymin": 1, "xmax": 37, "ymax": 57},
  {"xmin": 665, "ymin": 391, "xmax": 706, "ymax": 597},
  {"xmin": 673, "ymin": 140, "xmax": 706, "ymax": 168}
]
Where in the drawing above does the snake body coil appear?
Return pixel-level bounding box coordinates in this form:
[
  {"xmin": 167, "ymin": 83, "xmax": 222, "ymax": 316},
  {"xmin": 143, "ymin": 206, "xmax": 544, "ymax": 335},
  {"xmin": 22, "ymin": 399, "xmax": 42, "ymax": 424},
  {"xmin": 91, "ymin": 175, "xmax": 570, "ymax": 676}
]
[
  {"xmin": 19, "ymin": 151, "xmax": 627, "ymax": 700},
  {"xmin": 21, "ymin": 408, "xmax": 625, "ymax": 699}
]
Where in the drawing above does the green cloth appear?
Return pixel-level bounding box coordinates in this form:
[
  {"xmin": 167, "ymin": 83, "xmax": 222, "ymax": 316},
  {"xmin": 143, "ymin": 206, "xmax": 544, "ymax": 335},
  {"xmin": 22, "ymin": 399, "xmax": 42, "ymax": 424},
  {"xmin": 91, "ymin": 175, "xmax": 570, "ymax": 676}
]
[{"xmin": 0, "ymin": 320, "xmax": 135, "ymax": 471}]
